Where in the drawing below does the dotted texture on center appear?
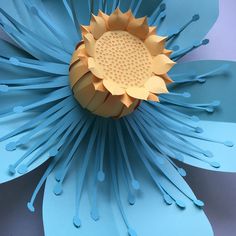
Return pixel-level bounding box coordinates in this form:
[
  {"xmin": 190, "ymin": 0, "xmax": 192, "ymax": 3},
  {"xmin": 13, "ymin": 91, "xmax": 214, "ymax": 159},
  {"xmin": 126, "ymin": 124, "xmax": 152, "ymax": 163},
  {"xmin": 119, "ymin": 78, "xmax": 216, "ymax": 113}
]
[{"xmin": 95, "ymin": 31, "xmax": 153, "ymax": 88}]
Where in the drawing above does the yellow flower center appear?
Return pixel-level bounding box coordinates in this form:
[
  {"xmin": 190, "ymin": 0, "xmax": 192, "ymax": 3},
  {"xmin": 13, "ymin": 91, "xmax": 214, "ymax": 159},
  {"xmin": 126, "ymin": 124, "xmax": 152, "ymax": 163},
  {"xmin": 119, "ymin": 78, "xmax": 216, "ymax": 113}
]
[
  {"xmin": 95, "ymin": 31, "xmax": 153, "ymax": 88},
  {"xmin": 69, "ymin": 8, "xmax": 175, "ymax": 118}
]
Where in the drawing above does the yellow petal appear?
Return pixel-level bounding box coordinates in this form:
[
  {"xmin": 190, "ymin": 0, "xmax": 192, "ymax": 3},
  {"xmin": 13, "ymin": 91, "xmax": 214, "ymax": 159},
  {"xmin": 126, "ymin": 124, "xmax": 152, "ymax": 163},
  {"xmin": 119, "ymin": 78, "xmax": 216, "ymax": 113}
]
[
  {"xmin": 144, "ymin": 35, "xmax": 166, "ymax": 56},
  {"xmin": 69, "ymin": 60, "xmax": 89, "ymax": 87},
  {"xmin": 93, "ymin": 79, "xmax": 106, "ymax": 92},
  {"xmin": 147, "ymin": 92, "xmax": 160, "ymax": 102},
  {"xmin": 93, "ymin": 95, "xmax": 124, "ymax": 118},
  {"xmin": 147, "ymin": 26, "xmax": 157, "ymax": 36},
  {"xmin": 120, "ymin": 93, "xmax": 136, "ymax": 107},
  {"xmin": 103, "ymin": 79, "xmax": 126, "ymax": 95},
  {"xmin": 98, "ymin": 10, "xmax": 109, "ymax": 28},
  {"xmin": 127, "ymin": 16, "xmax": 149, "ymax": 40},
  {"xmin": 77, "ymin": 45, "xmax": 88, "ymax": 62},
  {"xmin": 80, "ymin": 25, "xmax": 90, "ymax": 36},
  {"xmin": 161, "ymin": 73, "xmax": 173, "ymax": 84},
  {"xmin": 152, "ymin": 54, "xmax": 176, "ymax": 75},
  {"xmin": 90, "ymin": 15, "xmax": 106, "ymax": 39},
  {"xmin": 117, "ymin": 99, "xmax": 140, "ymax": 118},
  {"xmin": 84, "ymin": 33, "xmax": 96, "ymax": 57},
  {"xmin": 145, "ymin": 76, "xmax": 168, "ymax": 94},
  {"xmin": 163, "ymin": 48, "xmax": 173, "ymax": 57},
  {"xmin": 108, "ymin": 8, "xmax": 131, "ymax": 30},
  {"xmin": 88, "ymin": 57, "xmax": 104, "ymax": 79},
  {"xmin": 126, "ymin": 87, "xmax": 149, "ymax": 100}
]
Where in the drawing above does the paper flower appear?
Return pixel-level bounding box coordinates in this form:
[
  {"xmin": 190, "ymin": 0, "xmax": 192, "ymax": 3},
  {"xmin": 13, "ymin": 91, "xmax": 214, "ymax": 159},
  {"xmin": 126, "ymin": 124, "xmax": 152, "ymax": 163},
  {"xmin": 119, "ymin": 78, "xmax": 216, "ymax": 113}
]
[{"xmin": 0, "ymin": 1, "xmax": 235, "ymax": 236}]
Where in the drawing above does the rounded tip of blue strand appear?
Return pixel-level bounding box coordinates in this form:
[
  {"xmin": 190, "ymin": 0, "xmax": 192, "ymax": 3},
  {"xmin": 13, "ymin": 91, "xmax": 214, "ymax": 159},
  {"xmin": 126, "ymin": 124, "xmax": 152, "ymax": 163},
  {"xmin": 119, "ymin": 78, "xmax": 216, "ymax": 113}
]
[
  {"xmin": 182, "ymin": 92, "xmax": 191, "ymax": 98},
  {"xmin": 192, "ymin": 14, "xmax": 200, "ymax": 21},
  {"xmin": 202, "ymin": 39, "xmax": 210, "ymax": 45},
  {"xmin": 191, "ymin": 116, "xmax": 200, "ymax": 122},
  {"xmin": 194, "ymin": 199, "xmax": 204, "ymax": 207},
  {"xmin": 30, "ymin": 6, "xmax": 38, "ymax": 15},
  {"xmin": 9, "ymin": 57, "xmax": 19, "ymax": 65},
  {"xmin": 160, "ymin": 12, "xmax": 166, "ymax": 19},
  {"xmin": 73, "ymin": 216, "xmax": 81, "ymax": 228},
  {"xmin": 128, "ymin": 194, "xmax": 136, "ymax": 205},
  {"xmin": 175, "ymin": 153, "xmax": 184, "ymax": 162},
  {"xmin": 18, "ymin": 164, "xmax": 28, "ymax": 174},
  {"xmin": 55, "ymin": 171, "xmax": 62, "ymax": 182},
  {"xmin": 5, "ymin": 142, "xmax": 16, "ymax": 151},
  {"xmin": 178, "ymin": 168, "xmax": 187, "ymax": 177},
  {"xmin": 160, "ymin": 3, "xmax": 166, "ymax": 11},
  {"xmin": 195, "ymin": 127, "xmax": 203, "ymax": 133},
  {"xmin": 0, "ymin": 85, "xmax": 9, "ymax": 92},
  {"xmin": 212, "ymin": 100, "xmax": 221, "ymax": 107},
  {"xmin": 206, "ymin": 107, "xmax": 214, "ymax": 113},
  {"xmin": 163, "ymin": 194, "xmax": 173, "ymax": 205},
  {"xmin": 49, "ymin": 148, "xmax": 58, "ymax": 157},
  {"xmin": 27, "ymin": 202, "xmax": 35, "ymax": 212},
  {"xmin": 90, "ymin": 209, "xmax": 99, "ymax": 221},
  {"xmin": 172, "ymin": 45, "xmax": 179, "ymax": 51},
  {"xmin": 128, "ymin": 228, "xmax": 137, "ymax": 236},
  {"xmin": 8, "ymin": 165, "xmax": 16, "ymax": 175},
  {"xmin": 197, "ymin": 78, "xmax": 206, "ymax": 83},
  {"xmin": 224, "ymin": 141, "xmax": 234, "ymax": 147},
  {"xmin": 203, "ymin": 150, "xmax": 213, "ymax": 158},
  {"xmin": 176, "ymin": 199, "xmax": 186, "ymax": 209},
  {"xmin": 53, "ymin": 183, "xmax": 63, "ymax": 196},
  {"xmin": 222, "ymin": 63, "xmax": 230, "ymax": 69},
  {"xmin": 210, "ymin": 161, "xmax": 221, "ymax": 168},
  {"xmin": 97, "ymin": 171, "xmax": 105, "ymax": 182},
  {"xmin": 13, "ymin": 106, "xmax": 24, "ymax": 113},
  {"xmin": 131, "ymin": 180, "xmax": 140, "ymax": 190}
]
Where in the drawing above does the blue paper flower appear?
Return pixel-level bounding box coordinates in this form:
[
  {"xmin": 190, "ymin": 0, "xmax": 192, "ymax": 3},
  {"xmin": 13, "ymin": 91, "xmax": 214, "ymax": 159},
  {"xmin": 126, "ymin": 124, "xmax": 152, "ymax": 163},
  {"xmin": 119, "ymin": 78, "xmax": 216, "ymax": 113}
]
[{"xmin": 0, "ymin": 1, "xmax": 235, "ymax": 235}]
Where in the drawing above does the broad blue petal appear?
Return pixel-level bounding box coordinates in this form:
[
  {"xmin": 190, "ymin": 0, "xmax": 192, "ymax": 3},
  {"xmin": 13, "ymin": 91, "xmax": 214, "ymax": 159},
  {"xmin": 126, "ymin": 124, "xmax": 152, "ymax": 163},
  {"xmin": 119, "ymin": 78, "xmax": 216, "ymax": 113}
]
[
  {"xmin": 43, "ymin": 153, "xmax": 213, "ymax": 236},
  {"xmin": 158, "ymin": 0, "xmax": 219, "ymax": 51},
  {"xmin": 171, "ymin": 60, "xmax": 236, "ymax": 123},
  {"xmin": 182, "ymin": 121, "xmax": 236, "ymax": 172}
]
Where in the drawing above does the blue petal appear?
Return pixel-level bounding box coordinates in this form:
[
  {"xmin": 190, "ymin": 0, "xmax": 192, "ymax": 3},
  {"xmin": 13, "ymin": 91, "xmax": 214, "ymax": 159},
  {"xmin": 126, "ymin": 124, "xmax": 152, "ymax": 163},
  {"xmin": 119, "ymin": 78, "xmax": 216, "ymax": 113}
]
[
  {"xmin": 170, "ymin": 60, "xmax": 236, "ymax": 123},
  {"xmin": 182, "ymin": 121, "xmax": 236, "ymax": 172},
  {"xmin": 157, "ymin": 0, "xmax": 219, "ymax": 51},
  {"xmin": 43, "ymin": 154, "xmax": 213, "ymax": 236}
]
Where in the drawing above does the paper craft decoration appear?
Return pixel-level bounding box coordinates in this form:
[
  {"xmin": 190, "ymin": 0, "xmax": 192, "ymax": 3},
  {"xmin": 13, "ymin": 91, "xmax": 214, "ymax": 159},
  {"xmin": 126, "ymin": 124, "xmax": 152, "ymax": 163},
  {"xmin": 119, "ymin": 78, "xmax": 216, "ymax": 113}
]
[
  {"xmin": 0, "ymin": 1, "xmax": 235, "ymax": 236},
  {"xmin": 70, "ymin": 9, "xmax": 174, "ymax": 118}
]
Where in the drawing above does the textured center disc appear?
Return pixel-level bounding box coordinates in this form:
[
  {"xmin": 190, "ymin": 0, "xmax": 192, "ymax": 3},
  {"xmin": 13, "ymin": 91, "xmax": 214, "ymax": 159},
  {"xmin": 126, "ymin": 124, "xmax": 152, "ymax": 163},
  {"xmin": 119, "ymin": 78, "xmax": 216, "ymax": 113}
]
[{"xmin": 95, "ymin": 31, "xmax": 153, "ymax": 88}]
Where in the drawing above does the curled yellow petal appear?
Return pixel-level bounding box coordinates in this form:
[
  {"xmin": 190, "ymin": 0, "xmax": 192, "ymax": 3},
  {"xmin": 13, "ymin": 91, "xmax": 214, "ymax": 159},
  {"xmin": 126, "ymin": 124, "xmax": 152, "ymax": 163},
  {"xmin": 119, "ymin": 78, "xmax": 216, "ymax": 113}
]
[
  {"xmin": 152, "ymin": 54, "xmax": 176, "ymax": 75},
  {"xmin": 80, "ymin": 25, "xmax": 90, "ymax": 36},
  {"xmin": 108, "ymin": 8, "xmax": 131, "ymax": 30},
  {"xmin": 69, "ymin": 60, "xmax": 89, "ymax": 88},
  {"xmin": 126, "ymin": 87, "xmax": 149, "ymax": 100},
  {"xmin": 103, "ymin": 79, "xmax": 126, "ymax": 95},
  {"xmin": 93, "ymin": 79, "xmax": 106, "ymax": 92},
  {"xmin": 98, "ymin": 10, "xmax": 109, "ymax": 28},
  {"xmin": 88, "ymin": 57, "xmax": 104, "ymax": 79},
  {"xmin": 127, "ymin": 16, "xmax": 149, "ymax": 40},
  {"xmin": 84, "ymin": 33, "xmax": 96, "ymax": 57},
  {"xmin": 144, "ymin": 35, "xmax": 166, "ymax": 56},
  {"xmin": 163, "ymin": 48, "xmax": 173, "ymax": 57},
  {"xmin": 145, "ymin": 76, "xmax": 168, "ymax": 94},
  {"xmin": 148, "ymin": 92, "xmax": 159, "ymax": 102},
  {"xmin": 148, "ymin": 26, "xmax": 157, "ymax": 36},
  {"xmin": 161, "ymin": 73, "xmax": 173, "ymax": 84},
  {"xmin": 120, "ymin": 93, "xmax": 136, "ymax": 107},
  {"xmin": 90, "ymin": 15, "xmax": 106, "ymax": 39}
]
